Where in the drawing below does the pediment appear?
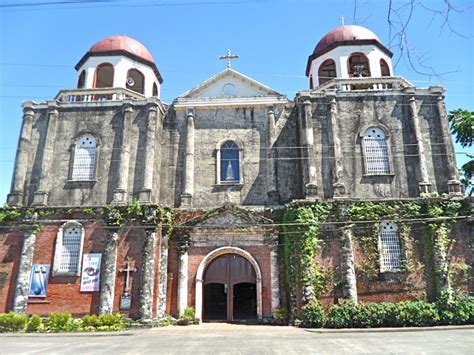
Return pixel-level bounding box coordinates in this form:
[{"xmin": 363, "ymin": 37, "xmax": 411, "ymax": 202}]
[{"xmin": 179, "ymin": 68, "xmax": 283, "ymax": 99}]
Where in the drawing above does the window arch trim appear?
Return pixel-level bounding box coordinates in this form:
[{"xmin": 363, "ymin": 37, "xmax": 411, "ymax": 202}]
[
  {"xmin": 215, "ymin": 139, "xmax": 244, "ymax": 185},
  {"xmin": 53, "ymin": 221, "xmax": 85, "ymax": 276},
  {"xmin": 93, "ymin": 62, "xmax": 114, "ymax": 88},
  {"xmin": 318, "ymin": 58, "xmax": 337, "ymax": 85}
]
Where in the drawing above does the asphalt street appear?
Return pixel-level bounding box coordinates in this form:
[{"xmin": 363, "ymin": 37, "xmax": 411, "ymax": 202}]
[{"xmin": 0, "ymin": 323, "xmax": 473, "ymax": 354}]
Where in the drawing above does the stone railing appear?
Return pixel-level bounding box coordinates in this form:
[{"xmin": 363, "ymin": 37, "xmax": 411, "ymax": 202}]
[
  {"xmin": 55, "ymin": 88, "xmax": 145, "ymax": 103},
  {"xmin": 315, "ymin": 76, "xmax": 414, "ymax": 92}
]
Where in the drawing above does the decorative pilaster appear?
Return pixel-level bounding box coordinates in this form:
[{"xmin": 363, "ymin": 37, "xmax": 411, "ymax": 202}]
[
  {"xmin": 139, "ymin": 229, "xmax": 157, "ymax": 321},
  {"xmin": 177, "ymin": 239, "xmax": 189, "ymax": 317},
  {"xmin": 432, "ymin": 225, "xmax": 450, "ymax": 296},
  {"xmin": 13, "ymin": 231, "xmax": 36, "ymax": 313},
  {"xmin": 269, "ymin": 237, "xmax": 280, "ymax": 317},
  {"xmin": 409, "ymin": 96, "xmax": 431, "ymax": 194},
  {"xmin": 157, "ymin": 231, "xmax": 169, "ymax": 319},
  {"xmin": 340, "ymin": 228, "xmax": 358, "ymax": 302},
  {"xmin": 99, "ymin": 231, "xmax": 119, "ymax": 314},
  {"xmin": 32, "ymin": 101, "xmax": 59, "ymax": 206},
  {"xmin": 266, "ymin": 109, "xmax": 280, "ymax": 204},
  {"xmin": 181, "ymin": 111, "xmax": 195, "ymax": 207},
  {"xmin": 139, "ymin": 103, "xmax": 158, "ymax": 203},
  {"xmin": 303, "ymin": 100, "xmax": 318, "ymax": 197},
  {"xmin": 329, "ymin": 97, "xmax": 345, "ymax": 197},
  {"xmin": 112, "ymin": 103, "xmax": 133, "ymax": 204},
  {"xmin": 433, "ymin": 91, "xmax": 462, "ymax": 195},
  {"xmin": 8, "ymin": 103, "xmax": 35, "ymax": 206}
]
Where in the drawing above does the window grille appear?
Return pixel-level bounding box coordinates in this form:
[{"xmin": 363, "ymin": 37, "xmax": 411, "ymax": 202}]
[
  {"xmin": 363, "ymin": 128, "xmax": 390, "ymax": 174},
  {"xmin": 58, "ymin": 225, "xmax": 83, "ymax": 273},
  {"xmin": 379, "ymin": 221, "xmax": 402, "ymax": 272},
  {"xmin": 220, "ymin": 141, "xmax": 240, "ymax": 184},
  {"xmin": 71, "ymin": 134, "xmax": 96, "ymax": 180}
]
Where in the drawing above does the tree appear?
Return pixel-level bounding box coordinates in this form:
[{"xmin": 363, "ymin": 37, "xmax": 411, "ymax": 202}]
[{"xmin": 448, "ymin": 108, "xmax": 473, "ymax": 194}]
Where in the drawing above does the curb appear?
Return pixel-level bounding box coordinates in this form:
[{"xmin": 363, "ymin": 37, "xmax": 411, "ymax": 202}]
[
  {"xmin": 304, "ymin": 325, "xmax": 474, "ymax": 333},
  {"xmin": 0, "ymin": 330, "xmax": 139, "ymax": 337}
]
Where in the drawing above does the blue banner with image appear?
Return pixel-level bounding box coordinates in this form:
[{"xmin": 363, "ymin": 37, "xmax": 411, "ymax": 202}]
[{"xmin": 28, "ymin": 264, "xmax": 50, "ymax": 297}]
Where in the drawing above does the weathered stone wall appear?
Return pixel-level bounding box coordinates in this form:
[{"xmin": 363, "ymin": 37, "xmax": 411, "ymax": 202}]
[{"xmin": 0, "ymin": 231, "xmax": 23, "ymax": 313}]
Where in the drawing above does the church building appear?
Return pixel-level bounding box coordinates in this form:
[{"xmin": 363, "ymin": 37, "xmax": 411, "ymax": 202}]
[{"xmin": 1, "ymin": 25, "xmax": 471, "ymax": 322}]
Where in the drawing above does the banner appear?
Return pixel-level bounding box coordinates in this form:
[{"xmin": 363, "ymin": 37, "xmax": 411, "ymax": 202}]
[
  {"xmin": 80, "ymin": 253, "xmax": 102, "ymax": 292},
  {"xmin": 29, "ymin": 264, "xmax": 50, "ymax": 297}
]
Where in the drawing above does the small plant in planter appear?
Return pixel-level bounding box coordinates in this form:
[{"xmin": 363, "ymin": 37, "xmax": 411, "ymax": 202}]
[{"xmin": 177, "ymin": 307, "xmax": 196, "ymax": 326}]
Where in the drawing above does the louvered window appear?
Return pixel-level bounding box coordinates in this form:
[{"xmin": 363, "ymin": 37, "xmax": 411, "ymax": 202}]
[
  {"xmin": 57, "ymin": 223, "xmax": 83, "ymax": 274},
  {"xmin": 363, "ymin": 127, "xmax": 390, "ymax": 174},
  {"xmin": 71, "ymin": 134, "xmax": 96, "ymax": 180},
  {"xmin": 379, "ymin": 221, "xmax": 402, "ymax": 272}
]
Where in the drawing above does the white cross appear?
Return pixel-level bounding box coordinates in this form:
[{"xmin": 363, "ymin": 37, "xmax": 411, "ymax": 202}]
[
  {"xmin": 119, "ymin": 260, "xmax": 137, "ymax": 294},
  {"xmin": 219, "ymin": 49, "xmax": 239, "ymax": 68},
  {"xmin": 339, "ymin": 15, "xmax": 345, "ymax": 26}
]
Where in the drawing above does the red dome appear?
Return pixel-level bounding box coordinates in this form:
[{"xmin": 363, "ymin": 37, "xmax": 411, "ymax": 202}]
[
  {"xmin": 89, "ymin": 35, "xmax": 155, "ymax": 63},
  {"xmin": 313, "ymin": 25, "xmax": 380, "ymax": 55}
]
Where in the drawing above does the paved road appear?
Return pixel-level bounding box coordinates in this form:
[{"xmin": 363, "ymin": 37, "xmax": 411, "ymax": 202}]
[{"xmin": 1, "ymin": 323, "xmax": 473, "ymax": 354}]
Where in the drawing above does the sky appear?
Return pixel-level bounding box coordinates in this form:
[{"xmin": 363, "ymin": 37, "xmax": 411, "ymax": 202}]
[{"xmin": 0, "ymin": 0, "xmax": 473, "ymax": 203}]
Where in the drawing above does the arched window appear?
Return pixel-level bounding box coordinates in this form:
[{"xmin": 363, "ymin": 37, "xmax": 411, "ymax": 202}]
[
  {"xmin": 77, "ymin": 70, "xmax": 86, "ymax": 88},
  {"xmin": 71, "ymin": 134, "xmax": 97, "ymax": 180},
  {"xmin": 94, "ymin": 63, "xmax": 114, "ymax": 88},
  {"xmin": 379, "ymin": 221, "xmax": 402, "ymax": 272},
  {"xmin": 362, "ymin": 127, "xmax": 390, "ymax": 174},
  {"xmin": 219, "ymin": 141, "xmax": 240, "ymax": 184},
  {"xmin": 318, "ymin": 59, "xmax": 337, "ymax": 85},
  {"xmin": 348, "ymin": 53, "xmax": 371, "ymax": 77},
  {"xmin": 53, "ymin": 221, "xmax": 84, "ymax": 275},
  {"xmin": 126, "ymin": 68, "xmax": 145, "ymax": 94},
  {"xmin": 380, "ymin": 59, "xmax": 390, "ymax": 76},
  {"xmin": 152, "ymin": 82, "xmax": 158, "ymax": 97}
]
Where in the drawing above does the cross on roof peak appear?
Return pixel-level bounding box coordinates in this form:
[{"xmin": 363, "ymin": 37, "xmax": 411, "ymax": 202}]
[
  {"xmin": 339, "ymin": 15, "xmax": 345, "ymax": 26},
  {"xmin": 219, "ymin": 49, "xmax": 239, "ymax": 68}
]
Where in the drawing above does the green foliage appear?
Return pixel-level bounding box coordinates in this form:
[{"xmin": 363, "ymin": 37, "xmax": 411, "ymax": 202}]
[
  {"xmin": 97, "ymin": 313, "xmax": 124, "ymax": 328},
  {"xmin": 302, "ymin": 301, "xmax": 325, "ymax": 328},
  {"xmin": 274, "ymin": 307, "xmax": 287, "ymax": 320},
  {"xmin": 26, "ymin": 314, "xmax": 44, "ymax": 332},
  {"xmin": 448, "ymin": 108, "xmax": 473, "ymax": 147},
  {"xmin": 158, "ymin": 314, "xmax": 177, "ymax": 327},
  {"xmin": 0, "ymin": 312, "xmax": 28, "ymax": 332},
  {"xmin": 436, "ymin": 290, "xmax": 474, "ymax": 325},
  {"xmin": 181, "ymin": 307, "xmax": 196, "ymax": 321},
  {"xmin": 395, "ymin": 300, "xmax": 439, "ymax": 326},
  {"xmin": 82, "ymin": 314, "xmax": 100, "ymax": 328},
  {"xmin": 325, "ymin": 301, "xmax": 360, "ymax": 328},
  {"xmin": 47, "ymin": 312, "xmax": 73, "ymax": 331}
]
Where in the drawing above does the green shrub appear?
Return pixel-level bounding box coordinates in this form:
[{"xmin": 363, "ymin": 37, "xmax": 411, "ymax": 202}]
[
  {"xmin": 302, "ymin": 301, "xmax": 325, "ymax": 328},
  {"xmin": 47, "ymin": 312, "xmax": 73, "ymax": 331},
  {"xmin": 26, "ymin": 314, "xmax": 44, "ymax": 332},
  {"xmin": 436, "ymin": 290, "xmax": 474, "ymax": 325},
  {"xmin": 182, "ymin": 307, "xmax": 195, "ymax": 321},
  {"xmin": 395, "ymin": 300, "xmax": 439, "ymax": 327},
  {"xmin": 0, "ymin": 312, "xmax": 28, "ymax": 332},
  {"xmin": 352, "ymin": 302, "xmax": 394, "ymax": 328},
  {"xmin": 159, "ymin": 314, "xmax": 177, "ymax": 327},
  {"xmin": 325, "ymin": 301, "xmax": 359, "ymax": 328},
  {"xmin": 82, "ymin": 314, "xmax": 100, "ymax": 328},
  {"xmin": 98, "ymin": 313, "xmax": 124, "ymax": 329}
]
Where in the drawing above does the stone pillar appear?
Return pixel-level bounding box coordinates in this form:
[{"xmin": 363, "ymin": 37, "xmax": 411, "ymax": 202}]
[
  {"xmin": 157, "ymin": 231, "xmax": 169, "ymax": 319},
  {"xmin": 432, "ymin": 90, "xmax": 462, "ymax": 195},
  {"xmin": 138, "ymin": 103, "xmax": 158, "ymax": 203},
  {"xmin": 340, "ymin": 228, "xmax": 358, "ymax": 302},
  {"xmin": 181, "ymin": 112, "xmax": 194, "ymax": 207},
  {"xmin": 99, "ymin": 231, "xmax": 119, "ymax": 314},
  {"xmin": 139, "ymin": 229, "xmax": 157, "ymax": 321},
  {"xmin": 409, "ymin": 96, "xmax": 431, "ymax": 194},
  {"xmin": 266, "ymin": 109, "xmax": 280, "ymax": 204},
  {"xmin": 177, "ymin": 240, "xmax": 189, "ymax": 317},
  {"xmin": 7, "ymin": 103, "xmax": 35, "ymax": 206},
  {"xmin": 432, "ymin": 225, "xmax": 450, "ymax": 296},
  {"xmin": 13, "ymin": 231, "xmax": 36, "ymax": 313},
  {"xmin": 112, "ymin": 103, "xmax": 133, "ymax": 204},
  {"xmin": 32, "ymin": 101, "xmax": 59, "ymax": 206},
  {"xmin": 303, "ymin": 100, "xmax": 318, "ymax": 197},
  {"xmin": 270, "ymin": 238, "xmax": 280, "ymax": 317},
  {"xmin": 329, "ymin": 97, "xmax": 345, "ymax": 197}
]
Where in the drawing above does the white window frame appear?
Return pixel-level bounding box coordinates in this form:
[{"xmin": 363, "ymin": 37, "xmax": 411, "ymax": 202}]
[
  {"xmin": 53, "ymin": 221, "xmax": 85, "ymax": 276},
  {"xmin": 215, "ymin": 139, "xmax": 244, "ymax": 185},
  {"xmin": 70, "ymin": 133, "xmax": 98, "ymax": 181},
  {"xmin": 378, "ymin": 221, "xmax": 402, "ymax": 272},
  {"xmin": 362, "ymin": 127, "xmax": 392, "ymax": 175}
]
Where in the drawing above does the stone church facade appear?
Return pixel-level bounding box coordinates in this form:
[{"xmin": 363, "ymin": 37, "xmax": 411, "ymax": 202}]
[{"xmin": 1, "ymin": 26, "xmax": 472, "ymax": 322}]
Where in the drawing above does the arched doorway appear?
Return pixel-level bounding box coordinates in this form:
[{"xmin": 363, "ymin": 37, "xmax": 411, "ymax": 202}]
[
  {"xmin": 195, "ymin": 247, "xmax": 262, "ymax": 322},
  {"xmin": 203, "ymin": 254, "xmax": 256, "ymax": 321}
]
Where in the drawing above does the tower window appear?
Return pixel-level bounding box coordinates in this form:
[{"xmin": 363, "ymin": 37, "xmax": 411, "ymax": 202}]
[
  {"xmin": 94, "ymin": 63, "xmax": 114, "ymax": 88},
  {"xmin": 126, "ymin": 69, "xmax": 145, "ymax": 95},
  {"xmin": 348, "ymin": 53, "xmax": 371, "ymax": 77},
  {"xmin": 219, "ymin": 141, "xmax": 241, "ymax": 184},
  {"xmin": 318, "ymin": 59, "xmax": 337, "ymax": 85},
  {"xmin": 71, "ymin": 134, "xmax": 97, "ymax": 180},
  {"xmin": 53, "ymin": 221, "xmax": 84, "ymax": 275},
  {"xmin": 380, "ymin": 59, "xmax": 390, "ymax": 76},
  {"xmin": 152, "ymin": 82, "xmax": 158, "ymax": 97},
  {"xmin": 77, "ymin": 70, "xmax": 86, "ymax": 89},
  {"xmin": 379, "ymin": 221, "xmax": 402, "ymax": 272},
  {"xmin": 362, "ymin": 127, "xmax": 390, "ymax": 174}
]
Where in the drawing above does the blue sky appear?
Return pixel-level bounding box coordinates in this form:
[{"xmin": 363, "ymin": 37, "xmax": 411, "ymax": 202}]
[{"xmin": 0, "ymin": 0, "xmax": 473, "ymax": 203}]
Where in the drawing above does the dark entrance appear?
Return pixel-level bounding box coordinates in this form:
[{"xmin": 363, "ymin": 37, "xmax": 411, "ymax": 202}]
[{"xmin": 203, "ymin": 254, "xmax": 257, "ymax": 322}]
